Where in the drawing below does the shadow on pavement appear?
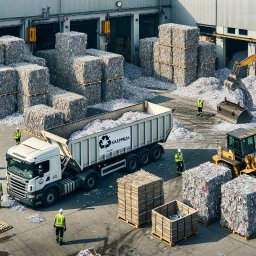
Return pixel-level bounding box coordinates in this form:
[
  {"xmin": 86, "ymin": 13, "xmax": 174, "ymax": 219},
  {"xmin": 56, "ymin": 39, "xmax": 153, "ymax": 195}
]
[{"xmin": 64, "ymin": 236, "xmax": 106, "ymax": 245}]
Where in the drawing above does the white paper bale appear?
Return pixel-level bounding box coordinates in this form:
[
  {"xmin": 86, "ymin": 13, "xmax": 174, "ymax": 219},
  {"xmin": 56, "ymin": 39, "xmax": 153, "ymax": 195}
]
[
  {"xmin": 71, "ymin": 55, "xmax": 102, "ymax": 84},
  {"xmin": 24, "ymin": 104, "xmax": 64, "ymax": 135},
  {"xmin": 11, "ymin": 63, "xmax": 49, "ymax": 95},
  {"xmin": 86, "ymin": 49, "xmax": 124, "ymax": 80},
  {"xmin": 173, "ymin": 47, "xmax": 198, "ymax": 66},
  {"xmin": 173, "ymin": 66, "xmax": 197, "ymax": 87},
  {"xmin": 0, "ymin": 94, "xmax": 16, "ymax": 118},
  {"xmin": 0, "ymin": 65, "xmax": 18, "ymax": 94},
  {"xmin": 183, "ymin": 162, "xmax": 232, "ymax": 223},
  {"xmin": 221, "ymin": 175, "xmax": 256, "ymax": 237},
  {"xmin": 55, "ymin": 32, "xmax": 87, "ymax": 57},
  {"xmin": 18, "ymin": 93, "xmax": 48, "ymax": 113},
  {"xmin": 102, "ymin": 79, "xmax": 124, "ymax": 101},
  {"xmin": 48, "ymin": 85, "xmax": 87, "ymax": 122},
  {"xmin": 171, "ymin": 25, "xmax": 199, "ymax": 47},
  {"xmin": 139, "ymin": 37, "xmax": 158, "ymax": 76},
  {"xmin": 24, "ymin": 54, "xmax": 46, "ymax": 67},
  {"xmin": 0, "ymin": 44, "xmax": 4, "ymax": 64},
  {"xmin": 198, "ymin": 41, "xmax": 216, "ymax": 64},
  {"xmin": 0, "ymin": 36, "xmax": 24, "ymax": 64},
  {"xmin": 197, "ymin": 63, "xmax": 215, "ymax": 78},
  {"xmin": 158, "ymin": 23, "xmax": 176, "ymax": 46},
  {"xmin": 35, "ymin": 49, "xmax": 57, "ymax": 76}
]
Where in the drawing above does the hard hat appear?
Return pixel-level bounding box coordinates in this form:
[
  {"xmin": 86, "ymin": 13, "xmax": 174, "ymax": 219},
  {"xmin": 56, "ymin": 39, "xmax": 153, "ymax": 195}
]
[
  {"xmin": 178, "ymin": 149, "xmax": 181, "ymax": 153},
  {"xmin": 59, "ymin": 208, "xmax": 63, "ymax": 214},
  {"xmin": 17, "ymin": 127, "xmax": 19, "ymax": 130},
  {"xmin": 38, "ymin": 165, "xmax": 43, "ymax": 169}
]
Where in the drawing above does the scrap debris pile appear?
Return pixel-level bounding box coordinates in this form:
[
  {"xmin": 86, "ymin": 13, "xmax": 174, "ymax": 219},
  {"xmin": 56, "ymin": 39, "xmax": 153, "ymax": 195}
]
[
  {"xmin": 221, "ymin": 175, "xmax": 256, "ymax": 237},
  {"xmin": 140, "ymin": 23, "xmax": 216, "ymax": 87},
  {"xmin": 183, "ymin": 162, "xmax": 232, "ymax": 223},
  {"xmin": 77, "ymin": 249, "xmax": 101, "ymax": 256},
  {"xmin": 117, "ymin": 170, "xmax": 164, "ymax": 227},
  {"xmin": 70, "ymin": 111, "xmax": 152, "ymax": 141},
  {"xmin": 26, "ymin": 214, "xmax": 45, "ymax": 224}
]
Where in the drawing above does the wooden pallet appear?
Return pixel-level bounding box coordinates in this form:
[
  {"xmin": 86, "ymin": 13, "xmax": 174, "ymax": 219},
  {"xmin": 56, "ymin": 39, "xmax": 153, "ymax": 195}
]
[
  {"xmin": 0, "ymin": 221, "xmax": 13, "ymax": 234},
  {"xmin": 221, "ymin": 224, "xmax": 256, "ymax": 241},
  {"xmin": 118, "ymin": 216, "xmax": 149, "ymax": 229},
  {"xmin": 151, "ymin": 232, "xmax": 197, "ymax": 246}
]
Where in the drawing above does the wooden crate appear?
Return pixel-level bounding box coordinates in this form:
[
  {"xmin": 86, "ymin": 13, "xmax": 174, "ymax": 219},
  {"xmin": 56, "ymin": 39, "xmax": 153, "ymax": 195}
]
[
  {"xmin": 152, "ymin": 200, "xmax": 198, "ymax": 246},
  {"xmin": 117, "ymin": 170, "xmax": 164, "ymax": 228}
]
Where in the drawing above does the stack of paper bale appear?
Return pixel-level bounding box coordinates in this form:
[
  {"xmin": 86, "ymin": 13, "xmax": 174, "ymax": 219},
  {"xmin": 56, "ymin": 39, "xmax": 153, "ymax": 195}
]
[
  {"xmin": 0, "ymin": 36, "xmax": 24, "ymax": 65},
  {"xmin": 48, "ymin": 85, "xmax": 87, "ymax": 123},
  {"xmin": 55, "ymin": 32, "xmax": 87, "ymax": 87},
  {"xmin": 153, "ymin": 24, "xmax": 175, "ymax": 82},
  {"xmin": 221, "ymin": 175, "xmax": 256, "ymax": 237},
  {"xmin": 183, "ymin": 162, "xmax": 232, "ymax": 223},
  {"xmin": 24, "ymin": 104, "xmax": 64, "ymax": 135},
  {"xmin": 139, "ymin": 37, "xmax": 158, "ymax": 76},
  {"xmin": 197, "ymin": 41, "xmax": 216, "ymax": 78},
  {"xmin": 35, "ymin": 49, "xmax": 58, "ymax": 84},
  {"xmin": 23, "ymin": 54, "xmax": 46, "ymax": 67},
  {"xmin": 172, "ymin": 25, "xmax": 199, "ymax": 86},
  {"xmin": 117, "ymin": 170, "xmax": 164, "ymax": 227},
  {"xmin": 0, "ymin": 65, "xmax": 18, "ymax": 118},
  {"xmin": 86, "ymin": 49, "xmax": 124, "ymax": 101},
  {"xmin": 12, "ymin": 63, "xmax": 49, "ymax": 113},
  {"xmin": 68, "ymin": 55, "xmax": 102, "ymax": 105}
]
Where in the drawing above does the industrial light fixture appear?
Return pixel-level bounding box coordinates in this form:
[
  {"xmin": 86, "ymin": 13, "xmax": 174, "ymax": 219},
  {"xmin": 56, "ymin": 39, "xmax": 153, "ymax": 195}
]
[{"xmin": 116, "ymin": 1, "xmax": 122, "ymax": 8}]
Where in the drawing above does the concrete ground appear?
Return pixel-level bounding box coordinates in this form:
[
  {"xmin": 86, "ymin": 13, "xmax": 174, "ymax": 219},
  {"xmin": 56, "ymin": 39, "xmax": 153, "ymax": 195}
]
[{"xmin": 1, "ymin": 91, "xmax": 256, "ymax": 256}]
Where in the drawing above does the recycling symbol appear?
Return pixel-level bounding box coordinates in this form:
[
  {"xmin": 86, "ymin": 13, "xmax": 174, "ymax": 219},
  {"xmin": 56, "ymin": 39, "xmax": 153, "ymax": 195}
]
[{"xmin": 99, "ymin": 135, "xmax": 111, "ymax": 149}]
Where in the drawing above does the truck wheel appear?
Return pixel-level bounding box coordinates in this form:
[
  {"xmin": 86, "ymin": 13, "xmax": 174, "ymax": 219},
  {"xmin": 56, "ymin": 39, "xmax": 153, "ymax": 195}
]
[
  {"xmin": 126, "ymin": 154, "xmax": 139, "ymax": 172},
  {"xmin": 150, "ymin": 144, "xmax": 163, "ymax": 162},
  {"xmin": 83, "ymin": 173, "xmax": 99, "ymax": 191},
  {"xmin": 138, "ymin": 149, "xmax": 151, "ymax": 167},
  {"xmin": 42, "ymin": 189, "xmax": 58, "ymax": 207}
]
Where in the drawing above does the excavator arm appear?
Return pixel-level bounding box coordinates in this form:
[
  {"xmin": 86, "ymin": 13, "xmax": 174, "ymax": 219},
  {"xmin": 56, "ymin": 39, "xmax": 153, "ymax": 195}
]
[{"xmin": 232, "ymin": 54, "xmax": 256, "ymax": 76}]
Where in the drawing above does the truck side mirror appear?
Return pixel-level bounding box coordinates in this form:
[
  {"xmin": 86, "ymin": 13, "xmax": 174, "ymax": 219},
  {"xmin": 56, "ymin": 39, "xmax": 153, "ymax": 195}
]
[{"xmin": 38, "ymin": 169, "xmax": 44, "ymax": 178}]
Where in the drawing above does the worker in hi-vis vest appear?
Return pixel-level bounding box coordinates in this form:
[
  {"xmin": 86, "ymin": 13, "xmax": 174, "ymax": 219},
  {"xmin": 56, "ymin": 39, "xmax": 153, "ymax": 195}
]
[
  {"xmin": 13, "ymin": 127, "xmax": 21, "ymax": 145},
  {"xmin": 54, "ymin": 209, "xmax": 66, "ymax": 245},
  {"xmin": 197, "ymin": 99, "xmax": 203, "ymax": 117},
  {"xmin": 175, "ymin": 149, "xmax": 184, "ymax": 176}
]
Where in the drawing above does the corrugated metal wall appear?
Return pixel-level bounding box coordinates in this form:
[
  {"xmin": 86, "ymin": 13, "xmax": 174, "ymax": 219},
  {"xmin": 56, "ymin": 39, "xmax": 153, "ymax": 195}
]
[
  {"xmin": 217, "ymin": 0, "xmax": 256, "ymax": 31},
  {"xmin": 170, "ymin": 0, "xmax": 216, "ymax": 26},
  {"xmin": 0, "ymin": 0, "xmax": 170, "ymax": 20}
]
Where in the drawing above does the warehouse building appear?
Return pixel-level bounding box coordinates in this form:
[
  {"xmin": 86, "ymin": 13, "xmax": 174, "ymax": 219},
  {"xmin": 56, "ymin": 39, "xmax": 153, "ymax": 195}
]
[
  {"xmin": 170, "ymin": 0, "xmax": 256, "ymax": 75},
  {"xmin": 0, "ymin": 0, "xmax": 171, "ymax": 62},
  {"xmin": 0, "ymin": 0, "xmax": 255, "ymax": 74}
]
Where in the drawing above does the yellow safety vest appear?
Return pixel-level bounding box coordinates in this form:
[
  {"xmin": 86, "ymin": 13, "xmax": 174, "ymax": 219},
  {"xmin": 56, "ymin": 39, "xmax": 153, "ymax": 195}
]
[
  {"xmin": 175, "ymin": 153, "xmax": 183, "ymax": 163},
  {"xmin": 55, "ymin": 213, "xmax": 65, "ymax": 228},
  {"xmin": 14, "ymin": 130, "xmax": 21, "ymax": 139},
  {"xmin": 198, "ymin": 100, "xmax": 203, "ymax": 108}
]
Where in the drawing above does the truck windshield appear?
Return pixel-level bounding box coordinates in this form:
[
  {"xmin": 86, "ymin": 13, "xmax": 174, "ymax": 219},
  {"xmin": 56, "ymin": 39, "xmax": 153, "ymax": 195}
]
[{"xmin": 7, "ymin": 158, "xmax": 35, "ymax": 179}]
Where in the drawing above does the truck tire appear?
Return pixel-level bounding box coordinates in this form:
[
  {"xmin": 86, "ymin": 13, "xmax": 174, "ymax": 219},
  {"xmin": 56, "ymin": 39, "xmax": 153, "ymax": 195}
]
[
  {"xmin": 42, "ymin": 189, "xmax": 58, "ymax": 207},
  {"xmin": 150, "ymin": 144, "xmax": 163, "ymax": 162},
  {"xmin": 138, "ymin": 149, "xmax": 151, "ymax": 167},
  {"xmin": 83, "ymin": 173, "xmax": 99, "ymax": 191},
  {"xmin": 126, "ymin": 154, "xmax": 139, "ymax": 172}
]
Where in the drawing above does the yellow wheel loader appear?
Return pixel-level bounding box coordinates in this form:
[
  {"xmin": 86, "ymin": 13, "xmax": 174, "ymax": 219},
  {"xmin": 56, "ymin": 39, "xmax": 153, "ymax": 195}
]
[
  {"xmin": 217, "ymin": 54, "xmax": 256, "ymax": 124},
  {"xmin": 213, "ymin": 128, "xmax": 256, "ymax": 177}
]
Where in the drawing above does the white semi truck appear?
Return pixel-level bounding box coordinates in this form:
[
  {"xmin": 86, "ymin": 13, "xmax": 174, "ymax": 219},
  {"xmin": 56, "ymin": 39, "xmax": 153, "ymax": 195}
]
[{"xmin": 6, "ymin": 102, "xmax": 173, "ymax": 207}]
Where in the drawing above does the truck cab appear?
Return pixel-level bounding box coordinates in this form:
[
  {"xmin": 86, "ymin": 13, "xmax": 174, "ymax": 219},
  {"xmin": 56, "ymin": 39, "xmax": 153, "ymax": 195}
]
[{"xmin": 6, "ymin": 137, "xmax": 62, "ymax": 206}]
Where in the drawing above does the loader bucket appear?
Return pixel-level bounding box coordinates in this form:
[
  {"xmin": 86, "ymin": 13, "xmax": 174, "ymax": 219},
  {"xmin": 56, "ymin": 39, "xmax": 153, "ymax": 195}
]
[{"xmin": 217, "ymin": 100, "xmax": 253, "ymax": 124}]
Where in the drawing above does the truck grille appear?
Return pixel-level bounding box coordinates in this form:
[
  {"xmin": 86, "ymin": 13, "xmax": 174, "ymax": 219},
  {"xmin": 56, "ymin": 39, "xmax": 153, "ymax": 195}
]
[{"xmin": 9, "ymin": 175, "xmax": 26, "ymax": 198}]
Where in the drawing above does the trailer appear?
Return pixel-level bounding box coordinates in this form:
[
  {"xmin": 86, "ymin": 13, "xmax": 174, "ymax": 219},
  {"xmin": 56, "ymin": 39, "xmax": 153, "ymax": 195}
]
[{"xmin": 6, "ymin": 101, "xmax": 173, "ymax": 207}]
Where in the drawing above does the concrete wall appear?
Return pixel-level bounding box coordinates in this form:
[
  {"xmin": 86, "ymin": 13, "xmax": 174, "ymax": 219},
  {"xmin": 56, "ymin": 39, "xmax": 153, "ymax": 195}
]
[
  {"xmin": 170, "ymin": 0, "xmax": 216, "ymax": 26},
  {"xmin": 0, "ymin": 0, "xmax": 170, "ymax": 20}
]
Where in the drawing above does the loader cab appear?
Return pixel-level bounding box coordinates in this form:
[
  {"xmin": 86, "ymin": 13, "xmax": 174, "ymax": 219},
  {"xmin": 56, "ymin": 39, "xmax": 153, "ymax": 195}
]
[{"xmin": 227, "ymin": 128, "xmax": 256, "ymax": 160}]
